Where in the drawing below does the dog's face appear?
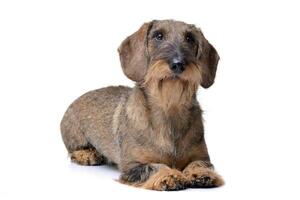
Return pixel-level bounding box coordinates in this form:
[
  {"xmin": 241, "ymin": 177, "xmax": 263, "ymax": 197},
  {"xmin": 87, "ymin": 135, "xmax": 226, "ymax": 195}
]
[
  {"xmin": 118, "ymin": 20, "xmax": 219, "ymax": 89},
  {"xmin": 147, "ymin": 21, "xmax": 202, "ymax": 75}
]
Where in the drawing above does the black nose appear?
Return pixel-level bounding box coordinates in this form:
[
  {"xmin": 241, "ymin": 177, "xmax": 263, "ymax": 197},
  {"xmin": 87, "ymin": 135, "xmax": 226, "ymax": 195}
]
[{"xmin": 170, "ymin": 59, "xmax": 186, "ymax": 74}]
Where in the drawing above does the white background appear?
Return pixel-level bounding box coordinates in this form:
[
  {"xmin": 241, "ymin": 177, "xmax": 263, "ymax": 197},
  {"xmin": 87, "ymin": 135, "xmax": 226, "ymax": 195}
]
[{"xmin": 1, "ymin": 0, "xmax": 300, "ymax": 199}]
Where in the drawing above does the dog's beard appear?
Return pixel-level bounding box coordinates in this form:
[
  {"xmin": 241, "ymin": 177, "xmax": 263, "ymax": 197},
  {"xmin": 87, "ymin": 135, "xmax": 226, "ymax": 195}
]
[{"xmin": 142, "ymin": 60, "xmax": 202, "ymax": 112}]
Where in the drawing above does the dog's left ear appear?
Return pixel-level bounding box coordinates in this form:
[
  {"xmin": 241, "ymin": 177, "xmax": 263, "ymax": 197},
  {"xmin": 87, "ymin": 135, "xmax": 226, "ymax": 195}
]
[
  {"xmin": 197, "ymin": 36, "xmax": 220, "ymax": 88},
  {"xmin": 118, "ymin": 22, "xmax": 153, "ymax": 82}
]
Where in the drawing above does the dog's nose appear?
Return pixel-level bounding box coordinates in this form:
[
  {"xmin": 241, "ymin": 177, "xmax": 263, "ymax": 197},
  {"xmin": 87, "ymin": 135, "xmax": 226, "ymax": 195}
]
[{"xmin": 170, "ymin": 59, "xmax": 186, "ymax": 74}]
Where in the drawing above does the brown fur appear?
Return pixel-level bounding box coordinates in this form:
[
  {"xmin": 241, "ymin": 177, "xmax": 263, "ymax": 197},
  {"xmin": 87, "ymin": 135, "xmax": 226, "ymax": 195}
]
[
  {"xmin": 60, "ymin": 20, "xmax": 223, "ymax": 191},
  {"xmin": 143, "ymin": 60, "xmax": 201, "ymax": 114},
  {"xmin": 141, "ymin": 165, "xmax": 187, "ymax": 191},
  {"xmin": 183, "ymin": 161, "xmax": 224, "ymax": 187},
  {"xmin": 71, "ymin": 148, "xmax": 104, "ymax": 166}
]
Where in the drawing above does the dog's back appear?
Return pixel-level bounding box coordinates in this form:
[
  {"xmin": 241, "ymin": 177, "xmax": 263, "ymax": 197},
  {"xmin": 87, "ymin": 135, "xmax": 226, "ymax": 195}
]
[{"xmin": 60, "ymin": 85, "xmax": 131, "ymax": 164}]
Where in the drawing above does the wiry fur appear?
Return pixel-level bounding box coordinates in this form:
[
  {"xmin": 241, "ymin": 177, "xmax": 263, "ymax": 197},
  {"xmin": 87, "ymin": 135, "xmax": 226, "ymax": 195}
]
[
  {"xmin": 60, "ymin": 19, "xmax": 223, "ymax": 191},
  {"xmin": 143, "ymin": 60, "xmax": 201, "ymax": 114}
]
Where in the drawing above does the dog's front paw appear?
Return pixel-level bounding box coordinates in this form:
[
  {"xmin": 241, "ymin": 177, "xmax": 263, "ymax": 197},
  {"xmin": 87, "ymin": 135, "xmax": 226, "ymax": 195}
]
[
  {"xmin": 154, "ymin": 172, "xmax": 186, "ymax": 191},
  {"xmin": 142, "ymin": 167, "xmax": 187, "ymax": 191},
  {"xmin": 183, "ymin": 166, "xmax": 224, "ymax": 188}
]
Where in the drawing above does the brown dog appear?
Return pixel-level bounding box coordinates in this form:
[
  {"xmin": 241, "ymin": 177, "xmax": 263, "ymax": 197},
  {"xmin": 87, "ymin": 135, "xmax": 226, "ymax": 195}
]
[{"xmin": 60, "ymin": 20, "xmax": 223, "ymax": 191}]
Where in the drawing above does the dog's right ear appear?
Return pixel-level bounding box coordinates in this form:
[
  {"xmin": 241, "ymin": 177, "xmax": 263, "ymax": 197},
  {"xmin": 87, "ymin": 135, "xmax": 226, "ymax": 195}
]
[{"xmin": 118, "ymin": 22, "xmax": 153, "ymax": 82}]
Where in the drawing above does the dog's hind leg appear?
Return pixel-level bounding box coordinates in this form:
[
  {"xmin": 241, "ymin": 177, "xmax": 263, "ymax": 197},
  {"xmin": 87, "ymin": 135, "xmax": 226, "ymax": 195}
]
[
  {"xmin": 60, "ymin": 106, "xmax": 105, "ymax": 166},
  {"xmin": 70, "ymin": 148, "xmax": 106, "ymax": 166}
]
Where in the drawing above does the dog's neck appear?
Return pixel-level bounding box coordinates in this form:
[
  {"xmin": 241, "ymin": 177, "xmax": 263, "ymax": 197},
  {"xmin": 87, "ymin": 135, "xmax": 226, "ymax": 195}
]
[
  {"xmin": 128, "ymin": 80, "xmax": 198, "ymax": 133},
  {"xmin": 143, "ymin": 79, "xmax": 198, "ymax": 114}
]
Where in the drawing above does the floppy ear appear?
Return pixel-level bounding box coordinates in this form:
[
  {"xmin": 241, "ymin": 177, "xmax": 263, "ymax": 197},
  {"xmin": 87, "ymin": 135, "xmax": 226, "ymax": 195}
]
[
  {"xmin": 118, "ymin": 22, "xmax": 153, "ymax": 82},
  {"xmin": 198, "ymin": 39, "xmax": 220, "ymax": 88}
]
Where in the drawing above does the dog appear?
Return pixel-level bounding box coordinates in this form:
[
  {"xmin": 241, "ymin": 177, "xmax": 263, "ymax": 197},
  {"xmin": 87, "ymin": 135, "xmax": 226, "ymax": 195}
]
[{"xmin": 60, "ymin": 19, "xmax": 224, "ymax": 191}]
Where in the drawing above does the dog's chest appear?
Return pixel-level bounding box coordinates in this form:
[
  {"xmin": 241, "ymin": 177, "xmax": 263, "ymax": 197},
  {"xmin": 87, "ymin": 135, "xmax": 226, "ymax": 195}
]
[{"xmin": 150, "ymin": 127, "xmax": 192, "ymax": 170}]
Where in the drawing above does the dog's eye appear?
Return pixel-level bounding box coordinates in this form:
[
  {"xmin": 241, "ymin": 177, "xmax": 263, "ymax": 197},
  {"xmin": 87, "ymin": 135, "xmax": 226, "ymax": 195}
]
[
  {"xmin": 185, "ymin": 32, "xmax": 195, "ymax": 44},
  {"xmin": 154, "ymin": 32, "xmax": 164, "ymax": 41}
]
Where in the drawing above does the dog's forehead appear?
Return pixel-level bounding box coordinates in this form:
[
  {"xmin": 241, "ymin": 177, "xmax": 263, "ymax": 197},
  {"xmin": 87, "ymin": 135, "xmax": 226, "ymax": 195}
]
[{"xmin": 153, "ymin": 20, "xmax": 193, "ymax": 33}]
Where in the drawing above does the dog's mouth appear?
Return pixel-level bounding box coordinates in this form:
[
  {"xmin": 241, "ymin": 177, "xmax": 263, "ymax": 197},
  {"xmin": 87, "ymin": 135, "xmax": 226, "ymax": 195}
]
[
  {"xmin": 155, "ymin": 73, "xmax": 185, "ymax": 85},
  {"xmin": 143, "ymin": 60, "xmax": 202, "ymax": 87},
  {"xmin": 171, "ymin": 73, "xmax": 181, "ymax": 79}
]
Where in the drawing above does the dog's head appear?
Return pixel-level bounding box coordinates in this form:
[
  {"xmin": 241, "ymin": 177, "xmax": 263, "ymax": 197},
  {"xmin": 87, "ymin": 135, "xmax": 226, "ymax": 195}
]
[{"xmin": 118, "ymin": 20, "xmax": 219, "ymax": 89}]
